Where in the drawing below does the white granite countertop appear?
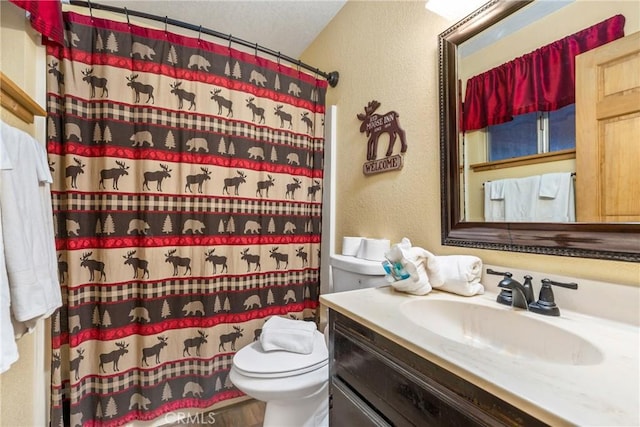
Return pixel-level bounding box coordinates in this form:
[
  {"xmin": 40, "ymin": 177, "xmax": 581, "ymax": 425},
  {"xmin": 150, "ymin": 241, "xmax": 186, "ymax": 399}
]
[{"xmin": 320, "ymin": 286, "xmax": 640, "ymax": 426}]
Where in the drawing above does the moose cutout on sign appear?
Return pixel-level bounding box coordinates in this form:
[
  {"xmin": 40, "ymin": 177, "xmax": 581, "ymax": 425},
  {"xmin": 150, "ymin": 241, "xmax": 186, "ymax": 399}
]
[{"xmin": 357, "ymin": 100, "xmax": 407, "ymax": 175}]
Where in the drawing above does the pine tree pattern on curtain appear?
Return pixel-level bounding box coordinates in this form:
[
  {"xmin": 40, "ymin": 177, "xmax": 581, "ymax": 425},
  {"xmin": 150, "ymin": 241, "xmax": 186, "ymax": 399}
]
[{"xmin": 46, "ymin": 11, "xmax": 326, "ymax": 426}]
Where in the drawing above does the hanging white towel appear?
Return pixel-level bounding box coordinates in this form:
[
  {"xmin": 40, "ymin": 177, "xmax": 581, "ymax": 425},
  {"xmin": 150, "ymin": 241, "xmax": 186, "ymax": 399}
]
[
  {"xmin": 259, "ymin": 316, "xmax": 317, "ymax": 354},
  {"xmin": 490, "ymin": 179, "xmax": 506, "ymax": 200},
  {"xmin": 503, "ymin": 175, "xmax": 541, "ymax": 222},
  {"xmin": 0, "ymin": 141, "xmax": 18, "ymax": 373},
  {"xmin": 539, "ymin": 173, "xmax": 561, "ymax": 198},
  {"xmin": 536, "ymin": 172, "xmax": 575, "ymax": 222},
  {"xmin": 0, "ymin": 121, "xmax": 61, "ymax": 360},
  {"xmin": 484, "ymin": 180, "xmax": 506, "ymax": 221}
]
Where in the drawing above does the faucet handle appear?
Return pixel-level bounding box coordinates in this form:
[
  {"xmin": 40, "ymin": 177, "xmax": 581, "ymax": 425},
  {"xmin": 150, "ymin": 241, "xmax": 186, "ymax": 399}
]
[
  {"xmin": 543, "ymin": 278, "xmax": 578, "ymax": 290},
  {"xmin": 486, "ymin": 268, "xmax": 512, "ymax": 277},
  {"xmin": 529, "ymin": 278, "xmax": 578, "ymax": 317}
]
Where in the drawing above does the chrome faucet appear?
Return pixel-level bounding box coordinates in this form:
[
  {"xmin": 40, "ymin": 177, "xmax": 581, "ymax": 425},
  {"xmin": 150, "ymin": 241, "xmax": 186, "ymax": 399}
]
[{"xmin": 487, "ymin": 269, "xmax": 578, "ymax": 316}]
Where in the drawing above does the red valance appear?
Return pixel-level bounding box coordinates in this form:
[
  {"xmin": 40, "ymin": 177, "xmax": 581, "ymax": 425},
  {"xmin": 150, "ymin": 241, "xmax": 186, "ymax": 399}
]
[
  {"xmin": 8, "ymin": 0, "xmax": 64, "ymax": 46},
  {"xmin": 462, "ymin": 14, "xmax": 625, "ymax": 132}
]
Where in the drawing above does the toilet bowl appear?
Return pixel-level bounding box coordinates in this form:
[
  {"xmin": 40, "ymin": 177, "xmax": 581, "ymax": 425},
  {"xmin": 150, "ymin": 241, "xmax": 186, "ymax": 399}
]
[
  {"xmin": 229, "ymin": 253, "xmax": 387, "ymax": 426},
  {"xmin": 229, "ymin": 330, "xmax": 329, "ymax": 427}
]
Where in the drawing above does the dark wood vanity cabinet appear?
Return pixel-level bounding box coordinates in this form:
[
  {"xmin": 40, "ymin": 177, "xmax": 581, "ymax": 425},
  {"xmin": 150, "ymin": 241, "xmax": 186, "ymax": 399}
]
[{"xmin": 328, "ymin": 311, "xmax": 547, "ymax": 427}]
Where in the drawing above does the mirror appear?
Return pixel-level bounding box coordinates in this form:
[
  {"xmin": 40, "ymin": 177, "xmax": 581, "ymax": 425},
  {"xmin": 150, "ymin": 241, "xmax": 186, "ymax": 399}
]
[{"xmin": 438, "ymin": 0, "xmax": 640, "ymax": 262}]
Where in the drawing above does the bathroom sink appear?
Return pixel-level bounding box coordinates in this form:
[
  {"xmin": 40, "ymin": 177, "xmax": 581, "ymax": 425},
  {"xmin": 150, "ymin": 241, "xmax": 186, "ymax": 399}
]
[{"xmin": 402, "ymin": 298, "xmax": 603, "ymax": 365}]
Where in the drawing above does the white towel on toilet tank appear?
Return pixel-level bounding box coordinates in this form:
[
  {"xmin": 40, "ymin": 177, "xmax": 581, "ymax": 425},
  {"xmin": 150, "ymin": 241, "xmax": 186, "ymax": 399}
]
[
  {"xmin": 259, "ymin": 316, "xmax": 317, "ymax": 354},
  {"xmin": 426, "ymin": 255, "xmax": 484, "ymax": 296}
]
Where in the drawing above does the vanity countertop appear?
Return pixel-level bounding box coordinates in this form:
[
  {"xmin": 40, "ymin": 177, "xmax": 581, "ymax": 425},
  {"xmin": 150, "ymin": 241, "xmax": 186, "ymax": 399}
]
[{"xmin": 321, "ymin": 286, "xmax": 639, "ymax": 427}]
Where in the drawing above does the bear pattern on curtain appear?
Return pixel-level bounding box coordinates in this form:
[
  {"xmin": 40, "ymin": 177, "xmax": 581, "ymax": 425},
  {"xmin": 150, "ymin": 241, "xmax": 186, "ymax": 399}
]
[{"xmin": 46, "ymin": 11, "xmax": 326, "ymax": 426}]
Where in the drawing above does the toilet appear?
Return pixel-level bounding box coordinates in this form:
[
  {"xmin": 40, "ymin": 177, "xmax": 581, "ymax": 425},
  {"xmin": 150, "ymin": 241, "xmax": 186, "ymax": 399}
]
[{"xmin": 229, "ymin": 254, "xmax": 386, "ymax": 427}]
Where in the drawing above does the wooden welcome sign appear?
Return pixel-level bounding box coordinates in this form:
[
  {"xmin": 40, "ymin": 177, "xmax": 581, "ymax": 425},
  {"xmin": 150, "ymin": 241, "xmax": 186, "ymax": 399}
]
[{"xmin": 356, "ymin": 100, "xmax": 407, "ymax": 175}]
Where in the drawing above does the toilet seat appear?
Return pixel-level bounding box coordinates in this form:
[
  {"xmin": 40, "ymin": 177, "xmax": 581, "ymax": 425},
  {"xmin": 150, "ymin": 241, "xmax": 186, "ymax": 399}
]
[{"xmin": 233, "ymin": 330, "xmax": 328, "ymax": 379}]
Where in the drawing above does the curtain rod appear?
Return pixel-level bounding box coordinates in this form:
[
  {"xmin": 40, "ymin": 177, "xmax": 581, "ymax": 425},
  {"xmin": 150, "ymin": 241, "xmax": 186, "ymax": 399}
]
[{"xmin": 67, "ymin": 0, "xmax": 340, "ymax": 87}]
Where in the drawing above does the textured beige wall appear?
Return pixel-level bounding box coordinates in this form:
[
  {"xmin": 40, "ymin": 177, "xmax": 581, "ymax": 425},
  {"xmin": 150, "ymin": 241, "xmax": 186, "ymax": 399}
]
[{"xmin": 301, "ymin": 0, "xmax": 640, "ymax": 286}]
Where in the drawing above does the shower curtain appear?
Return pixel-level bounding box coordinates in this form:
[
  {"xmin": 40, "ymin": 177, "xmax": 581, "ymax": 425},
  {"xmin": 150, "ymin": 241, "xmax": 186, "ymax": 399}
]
[{"xmin": 46, "ymin": 11, "xmax": 326, "ymax": 426}]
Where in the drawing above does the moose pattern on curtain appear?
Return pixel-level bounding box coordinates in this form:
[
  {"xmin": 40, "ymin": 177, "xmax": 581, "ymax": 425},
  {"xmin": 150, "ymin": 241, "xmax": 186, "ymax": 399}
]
[{"xmin": 46, "ymin": 11, "xmax": 326, "ymax": 426}]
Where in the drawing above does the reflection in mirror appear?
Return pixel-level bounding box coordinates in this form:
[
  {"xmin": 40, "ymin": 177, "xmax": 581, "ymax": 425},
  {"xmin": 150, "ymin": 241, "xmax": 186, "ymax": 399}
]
[{"xmin": 438, "ymin": 0, "xmax": 640, "ymax": 261}]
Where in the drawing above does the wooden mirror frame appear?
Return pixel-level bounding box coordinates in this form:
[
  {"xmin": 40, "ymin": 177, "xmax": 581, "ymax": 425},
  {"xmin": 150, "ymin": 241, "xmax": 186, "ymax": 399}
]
[{"xmin": 438, "ymin": 0, "xmax": 639, "ymax": 262}]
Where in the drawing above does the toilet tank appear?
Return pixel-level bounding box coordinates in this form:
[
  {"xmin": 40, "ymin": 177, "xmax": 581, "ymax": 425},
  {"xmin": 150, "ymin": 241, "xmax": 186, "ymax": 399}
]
[{"xmin": 329, "ymin": 254, "xmax": 387, "ymax": 293}]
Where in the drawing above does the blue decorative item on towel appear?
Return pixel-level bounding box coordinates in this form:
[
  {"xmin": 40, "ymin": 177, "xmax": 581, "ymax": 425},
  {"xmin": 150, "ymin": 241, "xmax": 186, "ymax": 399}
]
[{"xmin": 383, "ymin": 238, "xmax": 433, "ymax": 295}]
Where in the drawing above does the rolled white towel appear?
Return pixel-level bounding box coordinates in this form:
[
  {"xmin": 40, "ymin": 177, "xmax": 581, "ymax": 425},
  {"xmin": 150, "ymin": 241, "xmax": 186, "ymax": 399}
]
[
  {"xmin": 259, "ymin": 316, "xmax": 317, "ymax": 354},
  {"xmin": 426, "ymin": 255, "xmax": 484, "ymax": 296},
  {"xmin": 388, "ymin": 265, "xmax": 432, "ymax": 295}
]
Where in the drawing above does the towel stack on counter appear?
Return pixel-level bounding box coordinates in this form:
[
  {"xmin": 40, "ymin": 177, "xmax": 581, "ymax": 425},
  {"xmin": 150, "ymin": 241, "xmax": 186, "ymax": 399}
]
[{"xmin": 383, "ymin": 238, "xmax": 484, "ymax": 297}]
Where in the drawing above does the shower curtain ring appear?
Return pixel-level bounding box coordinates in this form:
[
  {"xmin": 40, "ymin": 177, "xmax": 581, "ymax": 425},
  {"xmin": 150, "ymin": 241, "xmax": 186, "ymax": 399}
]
[
  {"xmin": 197, "ymin": 25, "xmax": 202, "ymax": 42},
  {"xmin": 254, "ymin": 42, "xmax": 258, "ymax": 58},
  {"xmin": 228, "ymin": 34, "xmax": 233, "ymax": 50},
  {"xmin": 87, "ymin": 0, "xmax": 93, "ymax": 19},
  {"xmin": 164, "ymin": 16, "xmax": 168, "ymax": 33},
  {"xmin": 124, "ymin": 7, "xmax": 130, "ymax": 25}
]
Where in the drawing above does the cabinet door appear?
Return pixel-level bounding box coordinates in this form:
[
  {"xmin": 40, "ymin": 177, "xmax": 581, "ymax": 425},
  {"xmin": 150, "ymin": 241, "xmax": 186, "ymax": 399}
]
[
  {"xmin": 330, "ymin": 312, "xmax": 548, "ymax": 427},
  {"xmin": 576, "ymin": 32, "xmax": 640, "ymax": 221},
  {"xmin": 333, "ymin": 326, "xmax": 497, "ymax": 426},
  {"xmin": 331, "ymin": 378, "xmax": 390, "ymax": 427}
]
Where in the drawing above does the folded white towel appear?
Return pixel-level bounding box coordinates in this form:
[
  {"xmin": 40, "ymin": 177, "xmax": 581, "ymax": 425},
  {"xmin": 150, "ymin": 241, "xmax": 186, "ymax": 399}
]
[
  {"xmin": 490, "ymin": 179, "xmax": 506, "ymax": 200},
  {"xmin": 259, "ymin": 316, "xmax": 317, "ymax": 354},
  {"xmin": 535, "ymin": 172, "xmax": 575, "ymax": 222},
  {"xmin": 484, "ymin": 182, "xmax": 506, "ymax": 222},
  {"xmin": 384, "ymin": 238, "xmax": 433, "ymax": 296},
  {"xmin": 426, "ymin": 255, "xmax": 484, "ymax": 296},
  {"xmin": 539, "ymin": 173, "xmax": 563, "ymax": 198}
]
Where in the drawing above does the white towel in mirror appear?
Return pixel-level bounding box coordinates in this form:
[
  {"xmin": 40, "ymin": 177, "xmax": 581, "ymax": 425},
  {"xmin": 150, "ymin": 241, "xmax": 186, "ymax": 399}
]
[
  {"xmin": 536, "ymin": 172, "xmax": 575, "ymax": 222},
  {"xmin": 484, "ymin": 180, "xmax": 506, "ymax": 221}
]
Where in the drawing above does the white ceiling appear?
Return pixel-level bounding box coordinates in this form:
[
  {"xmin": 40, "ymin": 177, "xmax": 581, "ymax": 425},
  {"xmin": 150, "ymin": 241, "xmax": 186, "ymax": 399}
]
[{"xmin": 95, "ymin": 0, "xmax": 347, "ymax": 59}]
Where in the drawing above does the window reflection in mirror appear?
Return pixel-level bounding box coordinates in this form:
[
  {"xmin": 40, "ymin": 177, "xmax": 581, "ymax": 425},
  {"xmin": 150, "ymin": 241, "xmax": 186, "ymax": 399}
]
[
  {"xmin": 488, "ymin": 105, "xmax": 576, "ymax": 162},
  {"xmin": 488, "ymin": 112, "xmax": 540, "ymax": 161},
  {"xmin": 548, "ymin": 105, "xmax": 576, "ymax": 152}
]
